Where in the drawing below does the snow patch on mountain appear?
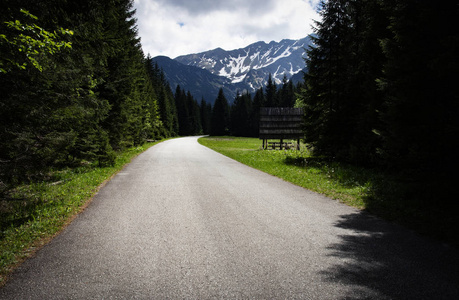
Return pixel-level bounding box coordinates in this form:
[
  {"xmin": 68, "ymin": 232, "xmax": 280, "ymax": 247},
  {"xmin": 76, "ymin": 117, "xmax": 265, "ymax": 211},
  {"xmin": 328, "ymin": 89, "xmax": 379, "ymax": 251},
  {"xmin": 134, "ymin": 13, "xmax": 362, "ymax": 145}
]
[{"xmin": 175, "ymin": 36, "xmax": 312, "ymax": 90}]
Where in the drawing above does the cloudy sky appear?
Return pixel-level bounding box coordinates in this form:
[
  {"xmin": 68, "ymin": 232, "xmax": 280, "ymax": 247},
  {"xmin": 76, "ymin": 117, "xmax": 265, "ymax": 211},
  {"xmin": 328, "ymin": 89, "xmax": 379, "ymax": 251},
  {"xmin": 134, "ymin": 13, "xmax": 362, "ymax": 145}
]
[{"xmin": 133, "ymin": 0, "xmax": 321, "ymax": 58}]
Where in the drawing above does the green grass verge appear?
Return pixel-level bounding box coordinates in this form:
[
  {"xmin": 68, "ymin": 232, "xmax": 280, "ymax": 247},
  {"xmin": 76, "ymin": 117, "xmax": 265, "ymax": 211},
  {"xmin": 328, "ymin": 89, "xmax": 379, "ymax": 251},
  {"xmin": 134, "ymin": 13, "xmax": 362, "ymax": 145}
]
[
  {"xmin": 0, "ymin": 140, "xmax": 164, "ymax": 285},
  {"xmin": 198, "ymin": 136, "xmax": 458, "ymax": 248}
]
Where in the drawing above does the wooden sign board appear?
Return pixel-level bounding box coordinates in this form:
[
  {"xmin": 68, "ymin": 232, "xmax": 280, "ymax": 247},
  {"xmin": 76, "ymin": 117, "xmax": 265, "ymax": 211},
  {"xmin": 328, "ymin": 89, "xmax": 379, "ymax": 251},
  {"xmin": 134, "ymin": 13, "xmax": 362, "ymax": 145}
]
[{"xmin": 259, "ymin": 107, "xmax": 304, "ymax": 150}]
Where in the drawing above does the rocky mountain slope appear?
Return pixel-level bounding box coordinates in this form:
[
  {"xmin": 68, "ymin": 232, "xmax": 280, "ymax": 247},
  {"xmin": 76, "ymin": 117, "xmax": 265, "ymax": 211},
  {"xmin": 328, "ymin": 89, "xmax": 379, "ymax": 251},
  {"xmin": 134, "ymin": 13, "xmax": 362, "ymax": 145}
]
[{"xmin": 153, "ymin": 35, "xmax": 312, "ymax": 104}]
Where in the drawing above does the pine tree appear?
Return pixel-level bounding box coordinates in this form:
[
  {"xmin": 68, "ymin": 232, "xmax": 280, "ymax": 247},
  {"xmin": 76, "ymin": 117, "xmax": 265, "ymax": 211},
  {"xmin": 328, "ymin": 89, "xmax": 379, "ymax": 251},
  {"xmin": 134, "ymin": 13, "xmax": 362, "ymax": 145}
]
[
  {"xmin": 175, "ymin": 85, "xmax": 189, "ymax": 136},
  {"xmin": 230, "ymin": 92, "xmax": 252, "ymax": 137},
  {"xmin": 210, "ymin": 88, "xmax": 230, "ymax": 136},
  {"xmin": 250, "ymin": 87, "xmax": 265, "ymax": 137},
  {"xmin": 146, "ymin": 58, "xmax": 177, "ymax": 137},
  {"xmin": 334, "ymin": 0, "xmax": 387, "ymax": 164},
  {"xmin": 0, "ymin": 0, "xmax": 162, "ymax": 185},
  {"xmin": 378, "ymin": 0, "xmax": 459, "ymax": 201},
  {"xmin": 200, "ymin": 99, "xmax": 211, "ymax": 135},
  {"xmin": 187, "ymin": 92, "xmax": 202, "ymax": 135},
  {"xmin": 302, "ymin": 0, "xmax": 387, "ymax": 164},
  {"xmin": 97, "ymin": 0, "xmax": 147, "ymax": 148},
  {"xmin": 265, "ymin": 74, "xmax": 278, "ymax": 107},
  {"xmin": 0, "ymin": 0, "xmax": 116, "ymax": 181},
  {"xmin": 303, "ymin": 0, "xmax": 349, "ymax": 158},
  {"xmin": 279, "ymin": 75, "xmax": 295, "ymax": 107}
]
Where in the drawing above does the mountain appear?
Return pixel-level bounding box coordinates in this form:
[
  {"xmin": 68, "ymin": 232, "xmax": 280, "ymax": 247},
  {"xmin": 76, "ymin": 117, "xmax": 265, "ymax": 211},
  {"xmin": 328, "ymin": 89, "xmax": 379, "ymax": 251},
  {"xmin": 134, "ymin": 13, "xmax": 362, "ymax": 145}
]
[
  {"xmin": 152, "ymin": 56, "xmax": 235, "ymax": 103},
  {"xmin": 153, "ymin": 36, "xmax": 312, "ymax": 104},
  {"xmin": 176, "ymin": 36, "xmax": 311, "ymax": 87},
  {"xmin": 290, "ymin": 67, "xmax": 306, "ymax": 85}
]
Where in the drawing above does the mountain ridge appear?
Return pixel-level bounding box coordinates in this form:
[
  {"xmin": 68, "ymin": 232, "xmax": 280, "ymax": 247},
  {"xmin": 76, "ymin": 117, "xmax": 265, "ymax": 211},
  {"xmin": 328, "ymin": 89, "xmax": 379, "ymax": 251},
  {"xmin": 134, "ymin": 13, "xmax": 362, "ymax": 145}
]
[
  {"xmin": 153, "ymin": 35, "xmax": 312, "ymax": 104},
  {"xmin": 151, "ymin": 56, "xmax": 235, "ymax": 103}
]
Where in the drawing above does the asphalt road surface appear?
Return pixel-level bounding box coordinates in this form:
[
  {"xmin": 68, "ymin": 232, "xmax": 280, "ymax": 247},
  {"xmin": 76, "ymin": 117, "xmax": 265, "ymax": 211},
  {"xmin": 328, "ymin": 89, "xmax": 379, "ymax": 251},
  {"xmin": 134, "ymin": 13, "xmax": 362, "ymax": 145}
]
[{"xmin": 1, "ymin": 137, "xmax": 458, "ymax": 299}]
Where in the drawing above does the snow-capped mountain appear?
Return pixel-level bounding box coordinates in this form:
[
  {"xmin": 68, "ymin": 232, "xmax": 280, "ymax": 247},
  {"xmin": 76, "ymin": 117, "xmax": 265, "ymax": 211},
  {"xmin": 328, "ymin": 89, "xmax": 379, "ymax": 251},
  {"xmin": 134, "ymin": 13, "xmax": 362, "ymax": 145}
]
[
  {"xmin": 175, "ymin": 36, "xmax": 311, "ymax": 89},
  {"xmin": 153, "ymin": 36, "xmax": 312, "ymax": 104},
  {"xmin": 151, "ymin": 56, "xmax": 235, "ymax": 104}
]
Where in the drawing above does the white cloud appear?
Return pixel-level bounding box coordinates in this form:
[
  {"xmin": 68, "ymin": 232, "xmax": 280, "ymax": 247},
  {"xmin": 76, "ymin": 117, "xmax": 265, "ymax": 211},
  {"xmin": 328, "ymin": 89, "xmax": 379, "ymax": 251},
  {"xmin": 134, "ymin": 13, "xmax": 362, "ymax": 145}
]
[{"xmin": 133, "ymin": 0, "xmax": 320, "ymax": 58}]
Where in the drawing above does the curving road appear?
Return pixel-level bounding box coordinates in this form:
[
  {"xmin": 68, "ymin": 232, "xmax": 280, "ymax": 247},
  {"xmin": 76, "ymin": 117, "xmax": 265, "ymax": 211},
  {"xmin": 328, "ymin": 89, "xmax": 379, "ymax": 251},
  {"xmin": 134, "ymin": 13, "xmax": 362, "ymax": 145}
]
[{"xmin": 1, "ymin": 137, "xmax": 458, "ymax": 299}]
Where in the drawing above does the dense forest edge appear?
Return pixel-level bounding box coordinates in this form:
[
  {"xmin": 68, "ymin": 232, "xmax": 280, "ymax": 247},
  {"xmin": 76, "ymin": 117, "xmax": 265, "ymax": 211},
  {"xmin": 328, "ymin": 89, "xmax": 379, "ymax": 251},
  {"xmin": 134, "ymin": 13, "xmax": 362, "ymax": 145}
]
[
  {"xmin": 298, "ymin": 0, "xmax": 458, "ymax": 248},
  {"xmin": 0, "ymin": 0, "xmax": 458, "ymax": 277}
]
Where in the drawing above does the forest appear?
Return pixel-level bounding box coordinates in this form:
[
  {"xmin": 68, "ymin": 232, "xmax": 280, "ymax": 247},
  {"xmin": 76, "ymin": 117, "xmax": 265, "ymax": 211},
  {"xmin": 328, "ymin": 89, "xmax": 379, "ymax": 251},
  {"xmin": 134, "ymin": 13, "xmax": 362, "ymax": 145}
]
[
  {"xmin": 1, "ymin": 0, "xmax": 458, "ymax": 215},
  {"xmin": 300, "ymin": 0, "xmax": 458, "ymax": 210},
  {"xmin": 1, "ymin": 0, "xmax": 163, "ymax": 188}
]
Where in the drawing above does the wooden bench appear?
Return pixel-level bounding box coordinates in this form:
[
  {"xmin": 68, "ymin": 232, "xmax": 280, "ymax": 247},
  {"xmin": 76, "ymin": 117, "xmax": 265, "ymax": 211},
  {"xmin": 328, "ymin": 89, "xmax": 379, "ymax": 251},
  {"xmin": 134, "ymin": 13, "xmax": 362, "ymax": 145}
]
[{"xmin": 267, "ymin": 141, "xmax": 295, "ymax": 150}]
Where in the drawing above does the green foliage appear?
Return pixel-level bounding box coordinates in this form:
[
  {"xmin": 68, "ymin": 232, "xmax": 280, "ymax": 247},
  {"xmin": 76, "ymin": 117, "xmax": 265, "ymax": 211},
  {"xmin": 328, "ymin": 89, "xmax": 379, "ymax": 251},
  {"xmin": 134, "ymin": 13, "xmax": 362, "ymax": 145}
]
[
  {"xmin": 265, "ymin": 74, "xmax": 278, "ymax": 107},
  {"xmin": 169, "ymin": 84, "xmax": 203, "ymax": 137},
  {"xmin": 300, "ymin": 0, "xmax": 458, "ymax": 220},
  {"xmin": 0, "ymin": 9, "xmax": 73, "ymax": 73},
  {"xmin": 377, "ymin": 0, "xmax": 459, "ymax": 200},
  {"xmin": 200, "ymin": 99, "xmax": 212, "ymax": 135},
  {"xmin": 230, "ymin": 92, "xmax": 252, "ymax": 137},
  {"xmin": 187, "ymin": 92, "xmax": 203, "ymax": 135},
  {"xmin": 249, "ymin": 87, "xmax": 266, "ymax": 137},
  {"xmin": 0, "ymin": 0, "xmax": 170, "ymax": 188},
  {"xmin": 173, "ymin": 86, "xmax": 190, "ymax": 136},
  {"xmin": 279, "ymin": 75, "xmax": 295, "ymax": 107},
  {"xmin": 210, "ymin": 88, "xmax": 230, "ymax": 136},
  {"xmin": 148, "ymin": 59, "xmax": 178, "ymax": 138},
  {"xmin": 302, "ymin": 0, "xmax": 385, "ymax": 164}
]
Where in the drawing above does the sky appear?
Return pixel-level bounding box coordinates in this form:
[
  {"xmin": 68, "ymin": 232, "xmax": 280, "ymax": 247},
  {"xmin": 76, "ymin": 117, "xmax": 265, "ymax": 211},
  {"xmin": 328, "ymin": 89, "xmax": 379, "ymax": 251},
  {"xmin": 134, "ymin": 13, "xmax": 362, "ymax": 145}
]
[{"xmin": 133, "ymin": 0, "xmax": 321, "ymax": 58}]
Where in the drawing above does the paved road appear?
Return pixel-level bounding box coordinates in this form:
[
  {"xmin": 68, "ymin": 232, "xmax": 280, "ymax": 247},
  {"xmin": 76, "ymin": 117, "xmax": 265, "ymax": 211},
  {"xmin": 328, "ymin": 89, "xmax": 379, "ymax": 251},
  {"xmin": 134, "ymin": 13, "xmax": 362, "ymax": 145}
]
[{"xmin": 1, "ymin": 137, "xmax": 458, "ymax": 299}]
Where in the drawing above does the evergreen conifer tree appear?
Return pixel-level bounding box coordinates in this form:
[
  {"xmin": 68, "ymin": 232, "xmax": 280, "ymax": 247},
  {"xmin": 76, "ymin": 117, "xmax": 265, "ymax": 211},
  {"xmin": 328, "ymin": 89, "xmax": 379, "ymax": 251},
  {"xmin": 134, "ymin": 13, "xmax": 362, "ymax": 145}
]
[
  {"xmin": 200, "ymin": 99, "xmax": 211, "ymax": 135},
  {"xmin": 187, "ymin": 92, "xmax": 202, "ymax": 135},
  {"xmin": 250, "ymin": 87, "xmax": 266, "ymax": 137},
  {"xmin": 378, "ymin": 0, "xmax": 459, "ymax": 201},
  {"xmin": 302, "ymin": 0, "xmax": 387, "ymax": 164},
  {"xmin": 0, "ymin": 0, "xmax": 163, "ymax": 185},
  {"xmin": 279, "ymin": 75, "xmax": 295, "ymax": 107},
  {"xmin": 175, "ymin": 85, "xmax": 189, "ymax": 136},
  {"xmin": 265, "ymin": 74, "xmax": 278, "ymax": 107},
  {"xmin": 210, "ymin": 88, "xmax": 230, "ymax": 136},
  {"xmin": 230, "ymin": 92, "xmax": 252, "ymax": 137}
]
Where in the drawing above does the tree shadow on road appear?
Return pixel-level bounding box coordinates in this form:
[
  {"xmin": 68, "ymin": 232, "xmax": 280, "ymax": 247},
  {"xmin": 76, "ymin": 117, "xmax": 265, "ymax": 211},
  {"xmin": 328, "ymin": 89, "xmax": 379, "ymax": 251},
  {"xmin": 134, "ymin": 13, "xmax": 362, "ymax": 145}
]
[
  {"xmin": 320, "ymin": 211, "xmax": 459, "ymax": 299},
  {"xmin": 284, "ymin": 154, "xmax": 459, "ymax": 248}
]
